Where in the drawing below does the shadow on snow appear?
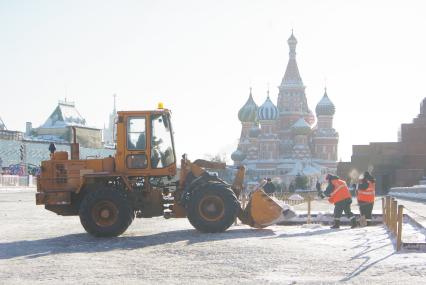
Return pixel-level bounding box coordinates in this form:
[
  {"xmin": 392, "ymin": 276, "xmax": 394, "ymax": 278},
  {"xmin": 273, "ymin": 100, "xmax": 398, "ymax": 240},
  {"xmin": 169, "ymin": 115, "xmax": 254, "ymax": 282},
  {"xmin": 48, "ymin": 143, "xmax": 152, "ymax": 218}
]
[
  {"xmin": 0, "ymin": 227, "xmax": 275, "ymax": 260},
  {"xmin": 341, "ymin": 226, "xmax": 395, "ymax": 281}
]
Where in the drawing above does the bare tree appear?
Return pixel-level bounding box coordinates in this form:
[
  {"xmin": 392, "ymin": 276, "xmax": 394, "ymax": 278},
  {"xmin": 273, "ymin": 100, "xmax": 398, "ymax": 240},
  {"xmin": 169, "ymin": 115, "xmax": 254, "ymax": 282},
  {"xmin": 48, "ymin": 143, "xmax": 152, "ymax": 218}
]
[{"xmin": 203, "ymin": 153, "xmax": 227, "ymax": 163}]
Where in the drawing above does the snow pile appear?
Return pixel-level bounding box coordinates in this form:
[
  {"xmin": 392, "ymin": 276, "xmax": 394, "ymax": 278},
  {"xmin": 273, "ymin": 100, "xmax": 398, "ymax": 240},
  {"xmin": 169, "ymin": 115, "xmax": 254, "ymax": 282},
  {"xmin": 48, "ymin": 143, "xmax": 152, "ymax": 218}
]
[
  {"xmin": 402, "ymin": 221, "xmax": 426, "ymax": 243},
  {"xmin": 390, "ymin": 185, "xmax": 426, "ymax": 194},
  {"xmin": 301, "ymin": 223, "xmax": 322, "ymax": 229},
  {"xmin": 390, "ymin": 192, "xmax": 426, "ymax": 202},
  {"xmin": 0, "ymin": 187, "xmax": 36, "ymax": 193},
  {"xmin": 390, "ymin": 185, "xmax": 426, "ymax": 202},
  {"xmin": 288, "ymin": 193, "xmax": 304, "ymax": 201}
]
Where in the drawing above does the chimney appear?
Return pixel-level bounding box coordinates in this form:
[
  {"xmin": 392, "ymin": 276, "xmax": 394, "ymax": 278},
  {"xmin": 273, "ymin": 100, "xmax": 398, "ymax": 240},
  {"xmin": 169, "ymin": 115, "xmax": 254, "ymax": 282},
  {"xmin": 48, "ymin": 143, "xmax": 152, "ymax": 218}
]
[{"xmin": 25, "ymin": 122, "xmax": 32, "ymax": 136}]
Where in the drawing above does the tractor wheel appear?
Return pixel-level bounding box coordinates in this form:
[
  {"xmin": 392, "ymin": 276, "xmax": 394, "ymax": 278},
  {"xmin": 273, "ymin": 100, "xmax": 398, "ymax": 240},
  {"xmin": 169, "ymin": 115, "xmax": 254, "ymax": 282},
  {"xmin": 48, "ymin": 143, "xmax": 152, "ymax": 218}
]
[
  {"xmin": 187, "ymin": 182, "xmax": 239, "ymax": 233},
  {"xmin": 79, "ymin": 188, "xmax": 134, "ymax": 237}
]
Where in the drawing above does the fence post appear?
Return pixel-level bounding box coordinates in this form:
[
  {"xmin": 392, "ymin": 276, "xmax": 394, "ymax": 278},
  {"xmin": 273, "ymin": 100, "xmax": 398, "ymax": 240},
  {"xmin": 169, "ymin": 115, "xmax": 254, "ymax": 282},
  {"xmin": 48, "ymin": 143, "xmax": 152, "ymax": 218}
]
[
  {"xmin": 385, "ymin": 196, "xmax": 391, "ymax": 228},
  {"xmin": 382, "ymin": 197, "xmax": 385, "ymax": 224},
  {"xmin": 397, "ymin": 205, "xmax": 404, "ymax": 251},
  {"xmin": 389, "ymin": 197, "xmax": 395, "ymax": 231},
  {"xmin": 391, "ymin": 199, "xmax": 398, "ymax": 235},
  {"xmin": 307, "ymin": 196, "xmax": 311, "ymax": 224}
]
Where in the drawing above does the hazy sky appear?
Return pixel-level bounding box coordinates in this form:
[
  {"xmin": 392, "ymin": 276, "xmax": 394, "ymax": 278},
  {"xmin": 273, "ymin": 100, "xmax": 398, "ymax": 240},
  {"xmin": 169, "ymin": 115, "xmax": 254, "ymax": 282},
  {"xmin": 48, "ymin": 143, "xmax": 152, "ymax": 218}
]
[{"xmin": 1, "ymin": 0, "xmax": 426, "ymax": 162}]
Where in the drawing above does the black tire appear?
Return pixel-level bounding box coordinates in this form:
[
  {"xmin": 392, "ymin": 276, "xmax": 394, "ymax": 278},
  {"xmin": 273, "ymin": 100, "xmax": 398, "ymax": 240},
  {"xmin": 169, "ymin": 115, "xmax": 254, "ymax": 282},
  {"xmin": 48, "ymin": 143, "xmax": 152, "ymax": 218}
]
[
  {"xmin": 79, "ymin": 188, "xmax": 134, "ymax": 237},
  {"xmin": 187, "ymin": 182, "xmax": 239, "ymax": 233}
]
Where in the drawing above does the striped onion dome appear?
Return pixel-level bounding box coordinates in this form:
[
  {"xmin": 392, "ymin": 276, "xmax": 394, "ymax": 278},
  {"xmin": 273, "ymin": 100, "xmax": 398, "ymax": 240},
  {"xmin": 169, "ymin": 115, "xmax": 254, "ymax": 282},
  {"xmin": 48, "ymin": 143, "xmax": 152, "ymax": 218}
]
[
  {"xmin": 315, "ymin": 89, "xmax": 335, "ymax": 116},
  {"xmin": 291, "ymin": 117, "xmax": 311, "ymax": 135},
  {"xmin": 257, "ymin": 94, "xmax": 279, "ymax": 121},
  {"xmin": 231, "ymin": 149, "xmax": 246, "ymax": 162},
  {"xmin": 238, "ymin": 88, "xmax": 258, "ymax": 123}
]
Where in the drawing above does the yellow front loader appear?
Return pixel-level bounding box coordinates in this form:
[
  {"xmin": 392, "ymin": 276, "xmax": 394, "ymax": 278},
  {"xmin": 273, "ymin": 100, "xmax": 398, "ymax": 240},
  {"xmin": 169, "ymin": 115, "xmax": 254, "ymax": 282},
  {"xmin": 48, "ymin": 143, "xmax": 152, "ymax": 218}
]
[{"xmin": 36, "ymin": 106, "xmax": 294, "ymax": 237}]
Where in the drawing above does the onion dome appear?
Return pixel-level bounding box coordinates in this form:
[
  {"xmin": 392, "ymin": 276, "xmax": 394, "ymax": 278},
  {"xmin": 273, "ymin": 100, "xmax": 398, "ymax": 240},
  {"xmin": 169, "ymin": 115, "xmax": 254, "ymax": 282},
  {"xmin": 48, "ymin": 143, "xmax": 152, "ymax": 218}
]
[
  {"xmin": 238, "ymin": 88, "xmax": 258, "ymax": 123},
  {"xmin": 288, "ymin": 30, "xmax": 298, "ymax": 47},
  {"xmin": 315, "ymin": 88, "xmax": 335, "ymax": 116},
  {"xmin": 231, "ymin": 149, "xmax": 246, "ymax": 162},
  {"xmin": 291, "ymin": 117, "xmax": 311, "ymax": 135},
  {"xmin": 257, "ymin": 92, "xmax": 279, "ymax": 121},
  {"xmin": 249, "ymin": 125, "xmax": 261, "ymax": 138}
]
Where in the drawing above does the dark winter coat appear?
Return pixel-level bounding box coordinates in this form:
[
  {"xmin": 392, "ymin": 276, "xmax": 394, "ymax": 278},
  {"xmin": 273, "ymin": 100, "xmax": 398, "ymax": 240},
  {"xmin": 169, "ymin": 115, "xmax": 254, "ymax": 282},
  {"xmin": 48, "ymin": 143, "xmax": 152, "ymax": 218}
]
[
  {"xmin": 323, "ymin": 175, "xmax": 339, "ymax": 197},
  {"xmin": 263, "ymin": 182, "xmax": 276, "ymax": 194},
  {"xmin": 316, "ymin": 181, "xmax": 321, "ymax": 192}
]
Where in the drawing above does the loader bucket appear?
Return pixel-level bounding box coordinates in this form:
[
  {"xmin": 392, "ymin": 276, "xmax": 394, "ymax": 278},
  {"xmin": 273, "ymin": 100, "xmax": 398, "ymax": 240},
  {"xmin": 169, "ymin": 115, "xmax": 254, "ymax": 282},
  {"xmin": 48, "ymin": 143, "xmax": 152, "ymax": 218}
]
[{"xmin": 239, "ymin": 189, "xmax": 297, "ymax": 228}]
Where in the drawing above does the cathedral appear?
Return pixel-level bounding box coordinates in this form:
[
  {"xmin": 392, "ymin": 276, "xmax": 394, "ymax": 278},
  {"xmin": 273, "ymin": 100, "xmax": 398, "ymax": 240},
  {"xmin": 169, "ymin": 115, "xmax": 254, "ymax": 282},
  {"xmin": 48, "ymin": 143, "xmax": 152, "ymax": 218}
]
[{"xmin": 231, "ymin": 32, "xmax": 339, "ymax": 186}]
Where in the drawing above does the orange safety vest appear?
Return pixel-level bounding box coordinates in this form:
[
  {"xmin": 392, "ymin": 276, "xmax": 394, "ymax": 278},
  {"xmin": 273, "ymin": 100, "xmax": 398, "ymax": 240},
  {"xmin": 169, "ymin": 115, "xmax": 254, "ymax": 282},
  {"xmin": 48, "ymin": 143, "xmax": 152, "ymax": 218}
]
[
  {"xmin": 357, "ymin": 181, "xmax": 375, "ymax": 203},
  {"xmin": 328, "ymin": 179, "xmax": 352, "ymax": 204}
]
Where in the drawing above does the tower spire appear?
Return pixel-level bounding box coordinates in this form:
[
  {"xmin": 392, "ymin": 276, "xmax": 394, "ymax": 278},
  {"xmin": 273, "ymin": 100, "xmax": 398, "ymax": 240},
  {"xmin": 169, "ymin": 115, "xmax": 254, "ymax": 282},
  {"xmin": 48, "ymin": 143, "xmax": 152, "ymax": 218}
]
[
  {"xmin": 113, "ymin": 94, "xmax": 117, "ymax": 113},
  {"xmin": 280, "ymin": 30, "xmax": 303, "ymax": 87},
  {"xmin": 267, "ymin": 82, "xmax": 270, "ymax": 98},
  {"xmin": 288, "ymin": 29, "xmax": 298, "ymax": 59}
]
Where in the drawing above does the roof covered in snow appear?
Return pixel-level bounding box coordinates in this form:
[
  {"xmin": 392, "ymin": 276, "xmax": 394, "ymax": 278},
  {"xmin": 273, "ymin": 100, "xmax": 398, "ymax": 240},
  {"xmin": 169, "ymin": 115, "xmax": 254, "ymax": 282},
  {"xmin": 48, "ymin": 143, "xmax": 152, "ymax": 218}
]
[
  {"xmin": 292, "ymin": 118, "xmax": 310, "ymax": 129},
  {"xmin": 286, "ymin": 160, "xmax": 322, "ymax": 176},
  {"xmin": 40, "ymin": 101, "xmax": 89, "ymax": 129},
  {"xmin": 291, "ymin": 118, "xmax": 311, "ymax": 135},
  {"xmin": 0, "ymin": 117, "xmax": 5, "ymax": 130}
]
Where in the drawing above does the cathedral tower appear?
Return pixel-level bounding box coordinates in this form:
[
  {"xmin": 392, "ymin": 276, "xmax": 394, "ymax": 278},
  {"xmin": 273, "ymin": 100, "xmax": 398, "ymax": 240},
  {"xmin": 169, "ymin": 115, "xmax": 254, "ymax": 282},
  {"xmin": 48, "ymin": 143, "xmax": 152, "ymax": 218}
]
[
  {"xmin": 231, "ymin": 32, "xmax": 339, "ymax": 178},
  {"xmin": 235, "ymin": 88, "xmax": 259, "ymax": 161},
  {"xmin": 257, "ymin": 90, "xmax": 280, "ymax": 160},
  {"xmin": 276, "ymin": 31, "xmax": 315, "ymax": 158},
  {"xmin": 312, "ymin": 88, "xmax": 338, "ymax": 161}
]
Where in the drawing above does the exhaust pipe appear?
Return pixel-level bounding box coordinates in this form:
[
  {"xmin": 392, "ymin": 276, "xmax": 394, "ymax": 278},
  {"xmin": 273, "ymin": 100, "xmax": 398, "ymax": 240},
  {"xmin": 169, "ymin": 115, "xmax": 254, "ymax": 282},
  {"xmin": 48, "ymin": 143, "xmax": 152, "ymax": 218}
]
[{"xmin": 70, "ymin": 126, "xmax": 80, "ymax": 160}]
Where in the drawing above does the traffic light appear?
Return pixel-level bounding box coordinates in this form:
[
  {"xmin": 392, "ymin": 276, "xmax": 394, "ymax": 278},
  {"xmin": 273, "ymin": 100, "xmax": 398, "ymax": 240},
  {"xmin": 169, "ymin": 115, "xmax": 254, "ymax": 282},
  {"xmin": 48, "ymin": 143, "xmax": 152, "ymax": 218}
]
[{"xmin": 20, "ymin": 145, "xmax": 24, "ymax": 161}]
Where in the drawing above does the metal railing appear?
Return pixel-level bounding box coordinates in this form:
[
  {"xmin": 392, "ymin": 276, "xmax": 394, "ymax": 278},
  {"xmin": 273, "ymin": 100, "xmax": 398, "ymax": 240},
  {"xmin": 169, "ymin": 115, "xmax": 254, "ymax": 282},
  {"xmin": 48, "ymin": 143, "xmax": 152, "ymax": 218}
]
[{"xmin": 0, "ymin": 175, "xmax": 37, "ymax": 187}]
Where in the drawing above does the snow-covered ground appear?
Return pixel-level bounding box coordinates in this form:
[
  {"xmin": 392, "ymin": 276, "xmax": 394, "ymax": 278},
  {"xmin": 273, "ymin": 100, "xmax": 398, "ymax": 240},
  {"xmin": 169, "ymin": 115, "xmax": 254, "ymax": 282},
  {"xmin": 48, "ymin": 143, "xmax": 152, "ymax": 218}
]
[{"xmin": 1, "ymin": 189, "xmax": 426, "ymax": 284}]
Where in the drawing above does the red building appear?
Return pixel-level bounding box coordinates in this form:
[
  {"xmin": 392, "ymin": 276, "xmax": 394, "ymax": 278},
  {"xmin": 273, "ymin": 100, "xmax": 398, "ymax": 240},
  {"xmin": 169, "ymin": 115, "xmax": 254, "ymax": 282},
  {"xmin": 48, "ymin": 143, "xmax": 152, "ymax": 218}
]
[{"xmin": 338, "ymin": 98, "xmax": 426, "ymax": 193}]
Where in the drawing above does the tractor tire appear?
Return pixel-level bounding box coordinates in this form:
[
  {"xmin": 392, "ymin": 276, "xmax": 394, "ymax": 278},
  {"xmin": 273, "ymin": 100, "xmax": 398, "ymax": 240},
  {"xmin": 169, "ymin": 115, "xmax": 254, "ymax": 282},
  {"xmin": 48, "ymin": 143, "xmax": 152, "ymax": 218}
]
[
  {"xmin": 187, "ymin": 182, "xmax": 239, "ymax": 233},
  {"xmin": 79, "ymin": 188, "xmax": 134, "ymax": 237}
]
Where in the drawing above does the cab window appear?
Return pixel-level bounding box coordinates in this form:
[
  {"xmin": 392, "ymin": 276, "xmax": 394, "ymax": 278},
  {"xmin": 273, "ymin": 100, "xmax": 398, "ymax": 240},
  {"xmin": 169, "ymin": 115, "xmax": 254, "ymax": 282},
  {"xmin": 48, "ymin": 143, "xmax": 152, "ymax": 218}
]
[
  {"xmin": 151, "ymin": 114, "xmax": 175, "ymax": 168},
  {"xmin": 127, "ymin": 117, "xmax": 146, "ymax": 150}
]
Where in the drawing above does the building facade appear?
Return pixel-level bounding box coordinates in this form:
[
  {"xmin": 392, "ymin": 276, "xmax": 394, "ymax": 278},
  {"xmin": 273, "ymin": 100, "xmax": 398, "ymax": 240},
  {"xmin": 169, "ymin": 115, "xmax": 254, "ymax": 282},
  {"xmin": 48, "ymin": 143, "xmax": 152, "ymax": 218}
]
[
  {"xmin": 0, "ymin": 101, "xmax": 114, "ymax": 171},
  {"xmin": 338, "ymin": 97, "xmax": 426, "ymax": 193},
  {"xmin": 32, "ymin": 100, "xmax": 103, "ymax": 148},
  {"xmin": 231, "ymin": 32, "xmax": 339, "ymax": 186},
  {"xmin": 0, "ymin": 117, "xmax": 23, "ymax": 140}
]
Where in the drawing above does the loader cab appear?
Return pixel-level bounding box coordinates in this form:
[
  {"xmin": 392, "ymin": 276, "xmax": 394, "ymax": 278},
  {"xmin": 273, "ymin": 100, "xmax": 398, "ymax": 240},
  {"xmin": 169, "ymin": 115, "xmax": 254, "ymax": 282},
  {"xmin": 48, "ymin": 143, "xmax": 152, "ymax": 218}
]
[{"xmin": 115, "ymin": 109, "xmax": 177, "ymax": 176}]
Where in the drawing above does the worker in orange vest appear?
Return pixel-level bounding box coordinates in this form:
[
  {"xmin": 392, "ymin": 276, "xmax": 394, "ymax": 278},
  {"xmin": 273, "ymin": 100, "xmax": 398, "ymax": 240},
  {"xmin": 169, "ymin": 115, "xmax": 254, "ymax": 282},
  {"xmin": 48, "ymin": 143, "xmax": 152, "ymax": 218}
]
[
  {"xmin": 357, "ymin": 171, "xmax": 376, "ymax": 226},
  {"xmin": 324, "ymin": 174, "xmax": 357, "ymax": 229}
]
